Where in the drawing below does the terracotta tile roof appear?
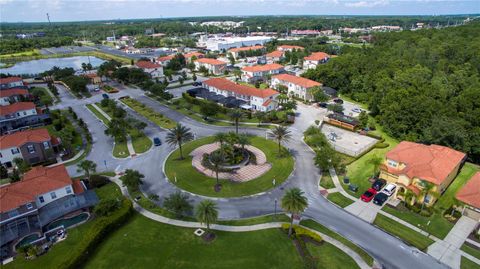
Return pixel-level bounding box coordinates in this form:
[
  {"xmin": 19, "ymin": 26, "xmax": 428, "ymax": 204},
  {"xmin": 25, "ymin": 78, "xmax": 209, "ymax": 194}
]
[
  {"xmin": 304, "ymin": 52, "xmax": 330, "ymax": 61},
  {"xmin": 385, "ymin": 141, "xmax": 466, "ymax": 185},
  {"xmin": 456, "ymin": 172, "xmax": 480, "ymax": 209},
  {"xmin": 242, "ymin": 64, "xmax": 284, "ymax": 73},
  {"xmin": 278, "ymin": 45, "xmax": 304, "ymax": 50},
  {"xmin": 0, "ymin": 88, "xmax": 29, "ymax": 98},
  {"xmin": 72, "ymin": 180, "xmax": 86, "ymax": 194},
  {"xmin": 157, "ymin": 55, "xmax": 175, "ymax": 62},
  {"xmin": 0, "ymin": 128, "xmax": 51, "ymax": 149},
  {"xmin": 184, "ymin": 52, "xmax": 204, "ymax": 59},
  {"xmin": 203, "ymin": 78, "xmax": 279, "ymax": 98},
  {"xmin": 0, "ymin": 165, "xmax": 72, "ymax": 213},
  {"xmin": 0, "ymin": 77, "xmax": 23, "ymax": 84},
  {"xmin": 272, "ymin": 74, "xmax": 321, "ymax": 88},
  {"xmin": 0, "ymin": 102, "xmax": 36, "ymax": 116},
  {"xmin": 136, "ymin": 60, "xmax": 161, "ymax": 69},
  {"xmin": 262, "ymin": 99, "xmax": 272, "ymax": 106},
  {"xmin": 229, "ymin": 45, "xmax": 264, "ymax": 53},
  {"xmin": 196, "ymin": 58, "xmax": 227, "ymax": 66},
  {"xmin": 266, "ymin": 50, "xmax": 284, "ymax": 58}
]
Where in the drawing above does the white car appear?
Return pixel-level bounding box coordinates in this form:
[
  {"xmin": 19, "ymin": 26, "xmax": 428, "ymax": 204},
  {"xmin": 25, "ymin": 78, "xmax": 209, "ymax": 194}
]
[{"xmin": 382, "ymin": 183, "xmax": 397, "ymax": 197}]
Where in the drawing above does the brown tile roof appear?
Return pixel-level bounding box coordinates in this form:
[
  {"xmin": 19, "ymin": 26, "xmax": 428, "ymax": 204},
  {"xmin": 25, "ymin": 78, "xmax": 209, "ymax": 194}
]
[
  {"xmin": 0, "ymin": 128, "xmax": 51, "ymax": 149},
  {"xmin": 0, "ymin": 102, "xmax": 36, "ymax": 116},
  {"xmin": 266, "ymin": 50, "xmax": 284, "ymax": 58},
  {"xmin": 184, "ymin": 52, "xmax": 204, "ymax": 59},
  {"xmin": 272, "ymin": 74, "xmax": 321, "ymax": 88},
  {"xmin": 0, "ymin": 88, "xmax": 29, "ymax": 98},
  {"xmin": 242, "ymin": 63, "xmax": 284, "ymax": 73},
  {"xmin": 72, "ymin": 180, "xmax": 86, "ymax": 195},
  {"xmin": 385, "ymin": 141, "xmax": 466, "ymax": 185},
  {"xmin": 136, "ymin": 60, "xmax": 161, "ymax": 69},
  {"xmin": 0, "ymin": 165, "xmax": 72, "ymax": 213},
  {"xmin": 157, "ymin": 55, "xmax": 175, "ymax": 62},
  {"xmin": 196, "ymin": 58, "xmax": 227, "ymax": 66},
  {"xmin": 0, "ymin": 77, "xmax": 23, "ymax": 84},
  {"xmin": 278, "ymin": 45, "xmax": 304, "ymax": 50},
  {"xmin": 304, "ymin": 52, "xmax": 330, "ymax": 61},
  {"xmin": 203, "ymin": 78, "xmax": 278, "ymax": 99},
  {"xmin": 229, "ymin": 45, "xmax": 264, "ymax": 53},
  {"xmin": 456, "ymin": 172, "xmax": 480, "ymax": 209}
]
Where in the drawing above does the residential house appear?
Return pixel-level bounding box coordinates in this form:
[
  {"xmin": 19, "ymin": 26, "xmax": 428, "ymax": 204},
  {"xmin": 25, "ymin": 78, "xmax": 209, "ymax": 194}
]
[
  {"xmin": 0, "ymin": 165, "xmax": 98, "ymax": 258},
  {"xmin": 325, "ymin": 113, "xmax": 359, "ymax": 131},
  {"xmin": 0, "ymin": 102, "xmax": 50, "ymax": 135},
  {"xmin": 0, "ymin": 77, "xmax": 25, "ymax": 90},
  {"xmin": 82, "ymin": 73, "xmax": 103, "ymax": 85},
  {"xmin": 271, "ymin": 73, "xmax": 321, "ymax": 101},
  {"xmin": 303, "ymin": 52, "xmax": 330, "ymax": 69},
  {"xmin": 228, "ymin": 45, "xmax": 265, "ymax": 60},
  {"xmin": 184, "ymin": 52, "xmax": 204, "ymax": 63},
  {"xmin": 202, "ymin": 78, "xmax": 279, "ymax": 112},
  {"xmin": 135, "ymin": 61, "xmax": 164, "ymax": 79},
  {"xmin": 241, "ymin": 64, "xmax": 285, "ymax": 83},
  {"xmin": 0, "ymin": 89, "xmax": 30, "ymax": 106},
  {"xmin": 277, "ymin": 45, "xmax": 305, "ymax": 52},
  {"xmin": 456, "ymin": 172, "xmax": 480, "ymax": 221},
  {"xmin": 194, "ymin": 58, "xmax": 227, "ymax": 75},
  {"xmin": 379, "ymin": 141, "xmax": 466, "ymax": 206},
  {"xmin": 266, "ymin": 50, "xmax": 284, "ymax": 64},
  {"xmin": 157, "ymin": 55, "xmax": 175, "ymax": 66}
]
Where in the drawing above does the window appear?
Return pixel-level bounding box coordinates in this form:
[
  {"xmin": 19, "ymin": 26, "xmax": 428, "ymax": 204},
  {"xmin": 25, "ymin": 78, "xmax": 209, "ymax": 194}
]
[
  {"xmin": 387, "ymin": 160, "xmax": 398, "ymax": 168},
  {"xmin": 11, "ymin": 148, "xmax": 20, "ymax": 154},
  {"xmin": 50, "ymin": 192, "xmax": 57, "ymax": 199},
  {"xmin": 27, "ymin": 145, "xmax": 35, "ymax": 154},
  {"xmin": 26, "ymin": 203, "xmax": 33, "ymax": 210},
  {"xmin": 23, "ymin": 111, "xmax": 27, "ymax": 116},
  {"xmin": 66, "ymin": 186, "xmax": 72, "ymax": 194},
  {"xmin": 43, "ymin": 142, "xmax": 50, "ymax": 149},
  {"xmin": 8, "ymin": 210, "xmax": 18, "ymax": 218},
  {"xmin": 39, "ymin": 196, "xmax": 44, "ymax": 203}
]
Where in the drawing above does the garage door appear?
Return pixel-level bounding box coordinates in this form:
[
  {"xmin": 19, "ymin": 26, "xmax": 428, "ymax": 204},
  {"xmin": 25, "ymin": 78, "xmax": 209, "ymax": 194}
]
[{"xmin": 464, "ymin": 207, "xmax": 480, "ymax": 221}]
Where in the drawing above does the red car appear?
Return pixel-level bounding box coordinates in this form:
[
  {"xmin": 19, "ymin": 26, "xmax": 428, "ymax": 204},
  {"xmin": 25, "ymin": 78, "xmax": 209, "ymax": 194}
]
[{"xmin": 361, "ymin": 188, "xmax": 377, "ymax": 202}]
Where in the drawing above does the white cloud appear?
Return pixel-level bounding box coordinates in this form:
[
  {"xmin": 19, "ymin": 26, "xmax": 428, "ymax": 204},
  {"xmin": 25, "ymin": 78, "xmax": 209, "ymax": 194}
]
[{"xmin": 344, "ymin": 0, "xmax": 389, "ymax": 8}]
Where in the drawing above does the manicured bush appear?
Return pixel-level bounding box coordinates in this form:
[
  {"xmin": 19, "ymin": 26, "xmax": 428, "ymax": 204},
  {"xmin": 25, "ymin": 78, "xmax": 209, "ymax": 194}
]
[
  {"xmin": 281, "ymin": 224, "xmax": 323, "ymax": 243},
  {"xmin": 94, "ymin": 199, "xmax": 120, "ymax": 216},
  {"xmin": 89, "ymin": 175, "xmax": 110, "ymax": 188},
  {"xmin": 375, "ymin": 142, "xmax": 390, "ymax": 149}
]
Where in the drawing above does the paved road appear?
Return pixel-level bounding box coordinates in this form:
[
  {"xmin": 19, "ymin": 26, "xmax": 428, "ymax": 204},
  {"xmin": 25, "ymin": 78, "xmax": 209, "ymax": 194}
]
[{"xmin": 55, "ymin": 84, "xmax": 448, "ymax": 269}]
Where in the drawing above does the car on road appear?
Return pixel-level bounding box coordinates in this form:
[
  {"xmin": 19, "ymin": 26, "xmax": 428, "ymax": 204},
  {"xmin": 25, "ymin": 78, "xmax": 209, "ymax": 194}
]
[
  {"xmin": 382, "ymin": 183, "xmax": 397, "ymax": 197},
  {"xmin": 192, "ymin": 82, "xmax": 202, "ymax": 86},
  {"xmin": 153, "ymin": 137, "xmax": 162, "ymax": 146},
  {"xmin": 373, "ymin": 192, "xmax": 389, "ymax": 206},
  {"xmin": 361, "ymin": 188, "xmax": 377, "ymax": 202},
  {"xmin": 372, "ymin": 179, "xmax": 386, "ymax": 191},
  {"xmin": 102, "ymin": 93, "xmax": 109, "ymax": 99}
]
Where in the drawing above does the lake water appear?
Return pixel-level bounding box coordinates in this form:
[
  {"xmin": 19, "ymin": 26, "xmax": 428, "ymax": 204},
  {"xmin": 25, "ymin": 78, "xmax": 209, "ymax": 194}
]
[{"xmin": 0, "ymin": 56, "xmax": 105, "ymax": 75}]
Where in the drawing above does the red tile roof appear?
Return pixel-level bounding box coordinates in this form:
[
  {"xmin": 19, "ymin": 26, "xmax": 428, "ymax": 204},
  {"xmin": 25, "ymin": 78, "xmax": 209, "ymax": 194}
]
[
  {"xmin": 242, "ymin": 64, "xmax": 284, "ymax": 73},
  {"xmin": 385, "ymin": 141, "xmax": 466, "ymax": 185},
  {"xmin": 0, "ymin": 88, "xmax": 29, "ymax": 98},
  {"xmin": 0, "ymin": 165, "xmax": 72, "ymax": 213},
  {"xmin": 272, "ymin": 74, "xmax": 321, "ymax": 88},
  {"xmin": 196, "ymin": 58, "xmax": 227, "ymax": 66},
  {"xmin": 0, "ymin": 128, "xmax": 52, "ymax": 150},
  {"xmin": 0, "ymin": 76, "xmax": 23, "ymax": 84},
  {"xmin": 157, "ymin": 55, "xmax": 175, "ymax": 62},
  {"xmin": 203, "ymin": 78, "xmax": 279, "ymax": 98},
  {"xmin": 266, "ymin": 50, "xmax": 284, "ymax": 58},
  {"xmin": 278, "ymin": 45, "xmax": 304, "ymax": 50},
  {"xmin": 229, "ymin": 45, "xmax": 264, "ymax": 53},
  {"xmin": 136, "ymin": 60, "xmax": 161, "ymax": 69},
  {"xmin": 304, "ymin": 52, "xmax": 330, "ymax": 61},
  {"xmin": 262, "ymin": 99, "xmax": 272, "ymax": 106},
  {"xmin": 0, "ymin": 102, "xmax": 36, "ymax": 116},
  {"xmin": 456, "ymin": 172, "xmax": 480, "ymax": 209},
  {"xmin": 72, "ymin": 180, "xmax": 86, "ymax": 195},
  {"xmin": 184, "ymin": 52, "xmax": 204, "ymax": 59}
]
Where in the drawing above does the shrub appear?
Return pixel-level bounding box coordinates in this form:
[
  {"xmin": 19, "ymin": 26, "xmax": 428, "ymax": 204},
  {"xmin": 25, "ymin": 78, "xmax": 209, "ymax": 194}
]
[
  {"xmin": 94, "ymin": 199, "xmax": 120, "ymax": 216},
  {"xmin": 375, "ymin": 142, "xmax": 390, "ymax": 149},
  {"xmin": 281, "ymin": 224, "xmax": 323, "ymax": 243},
  {"xmin": 89, "ymin": 175, "xmax": 109, "ymax": 188}
]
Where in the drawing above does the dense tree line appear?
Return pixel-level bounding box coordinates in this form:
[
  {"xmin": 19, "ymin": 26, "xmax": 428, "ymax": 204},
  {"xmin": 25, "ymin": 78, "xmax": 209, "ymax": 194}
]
[
  {"xmin": 0, "ymin": 36, "xmax": 74, "ymax": 54},
  {"xmin": 303, "ymin": 22, "xmax": 480, "ymax": 163}
]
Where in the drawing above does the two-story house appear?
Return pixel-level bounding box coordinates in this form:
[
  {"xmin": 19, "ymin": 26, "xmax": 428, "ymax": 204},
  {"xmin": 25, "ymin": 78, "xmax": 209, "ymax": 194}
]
[
  {"xmin": 194, "ymin": 58, "xmax": 227, "ymax": 75},
  {"xmin": 265, "ymin": 50, "xmax": 284, "ymax": 64},
  {"xmin": 228, "ymin": 45, "xmax": 265, "ymax": 60},
  {"xmin": 157, "ymin": 55, "xmax": 175, "ymax": 66},
  {"xmin": 0, "ymin": 165, "xmax": 98, "ymax": 258},
  {"xmin": 0, "ymin": 89, "xmax": 30, "ymax": 106},
  {"xmin": 456, "ymin": 172, "xmax": 480, "ymax": 221},
  {"xmin": 0, "ymin": 102, "xmax": 51, "ymax": 134},
  {"xmin": 202, "ymin": 78, "xmax": 279, "ymax": 112},
  {"xmin": 0, "ymin": 77, "xmax": 26, "ymax": 90},
  {"xmin": 0, "ymin": 128, "xmax": 59, "ymax": 167},
  {"xmin": 303, "ymin": 52, "xmax": 330, "ymax": 69},
  {"xmin": 271, "ymin": 73, "xmax": 321, "ymax": 101},
  {"xmin": 379, "ymin": 141, "xmax": 466, "ymax": 206},
  {"xmin": 184, "ymin": 52, "xmax": 205, "ymax": 63},
  {"xmin": 241, "ymin": 64, "xmax": 285, "ymax": 83},
  {"xmin": 135, "ymin": 61, "xmax": 164, "ymax": 79},
  {"xmin": 277, "ymin": 45, "xmax": 305, "ymax": 52}
]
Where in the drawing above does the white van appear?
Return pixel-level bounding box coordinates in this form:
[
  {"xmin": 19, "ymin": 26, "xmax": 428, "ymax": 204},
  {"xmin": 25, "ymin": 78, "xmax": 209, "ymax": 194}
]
[{"xmin": 382, "ymin": 184, "xmax": 397, "ymax": 197}]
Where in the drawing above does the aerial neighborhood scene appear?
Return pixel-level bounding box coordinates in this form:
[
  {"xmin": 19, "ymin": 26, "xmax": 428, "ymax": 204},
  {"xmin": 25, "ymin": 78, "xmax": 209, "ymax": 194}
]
[{"xmin": 1, "ymin": 1, "xmax": 480, "ymax": 268}]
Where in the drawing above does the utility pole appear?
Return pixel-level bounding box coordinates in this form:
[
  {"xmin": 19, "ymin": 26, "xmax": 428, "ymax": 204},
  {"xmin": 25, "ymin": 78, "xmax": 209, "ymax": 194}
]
[{"xmin": 46, "ymin": 13, "xmax": 51, "ymax": 26}]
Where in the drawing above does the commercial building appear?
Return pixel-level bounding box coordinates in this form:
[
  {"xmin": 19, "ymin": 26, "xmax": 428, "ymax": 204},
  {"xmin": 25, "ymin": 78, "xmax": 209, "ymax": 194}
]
[
  {"xmin": 0, "ymin": 102, "xmax": 50, "ymax": 135},
  {"xmin": 194, "ymin": 58, "xmax": 227, "ymax": 75},
  {"xmin": 241, "ymin": 64, "xmax": 285, "ymax": 83},
  {"xmin": 197, "ymin": 35, "xmax": 273, "ymax": 52},
  {"xmin": 325, "ymin": 113, "xmax": 359, "ymax": 131},
  {"xmin": 271, "ymin": 74, "xmax": 321, "ymax": 101}
]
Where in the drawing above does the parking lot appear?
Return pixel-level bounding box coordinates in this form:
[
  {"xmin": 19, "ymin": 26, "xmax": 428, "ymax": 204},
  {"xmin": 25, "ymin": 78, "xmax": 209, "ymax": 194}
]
[{"xmin": 320, "ymin": 124, "xmax": 378, "ymax": 157}]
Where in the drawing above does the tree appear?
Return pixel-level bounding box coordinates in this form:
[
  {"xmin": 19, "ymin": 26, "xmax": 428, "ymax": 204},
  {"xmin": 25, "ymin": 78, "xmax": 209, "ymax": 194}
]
[
  {"xmin": 269, "ymin": 125, "xmax": 292, "ymax": 156},
  {"xmin": 229, "ymin": 109, "xmax": 243, "ymax": 134},
  {"xmin": 120, "ymin": 169, "xmax": 144, "ymax": 191},
  {"xmin": 13, "ymin": 158, "xmax": 30, "ymax": 174},
  {"xmin": 281, "ymin": 188, "xmax": 308, "ymax": 236},
  {"xmin": 227, "ymin": 53, "xmax": 235, "ymax": 65},
  {"xmin": 166, "ymin": 123, "xmax": 194, "ymax": 160},
  {"xmin": 214, "ymin": 132, "xmax": 228, "ymax": 147},
  {"xmin": 359, "ymin": 111, "xmax": 369, "ymax": 129},
  {"xmin": 276, "ymin": 84, "xmax": 288, "ymax": 94},
  {"xmin": 94, "ymin": 199, "xmax": 119, "ymax": 216},
  {"xmin": 163, "ymin": 191, "xmax": 193, "ymax": 218},
  {"xmin": 200, "ymin": 102, "xmax": 219, "ymax": 119},
  {"xmin": 195, "ymin": 199, "xmax": 218, "ymax": 232},
  {"xmin": 192, "ymin": 73, "xmax": 197, "ymax": 82},
  {"xmin": 209, "ymin": 151, "xmax": 224, "ymax": 188},
  {"xmin": 0, "ymin": 165, "xmax": 8, "ymax": 179},
  {"xmin": 310, "ymin": 87, "xmax": 329, "ymax": 102},
  {"xmin": 77, "ymin": 160, "xmax": 97, "ymax": 183},
  {"xmin": 178, "ymin": 77, "xmax": 184, "ymax": 85},
  {"xmin": 367, "ymin": 155, "xmax": 383, "ymax": 177},
  {"xmin": 10, "ymin": 168, "xmax": 20, "ymax": 182},
  {"xmin": 233, "ymin": 69, "xmax": 242, "ymax": 81},
  {"xmin": 105, "ymin": 118, "xmax": 129, "ymax": 142},
  {"xmin": 237, "ymin": 134, "xmax": 251, "ymax": 150},
  {"xmin": 327, "ymin": 104, "xmax": 344, "ymax": 114}
]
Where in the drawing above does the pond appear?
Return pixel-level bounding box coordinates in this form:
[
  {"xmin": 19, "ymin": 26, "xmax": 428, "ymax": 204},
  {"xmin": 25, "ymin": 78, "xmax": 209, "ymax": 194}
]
[
  {"xmin": 0, "ymin": 56, "xmax": 105, "ymax": 75},
  {"xmin": 47, "ymin": 212, "xmax": 90, "ymax": 230}
]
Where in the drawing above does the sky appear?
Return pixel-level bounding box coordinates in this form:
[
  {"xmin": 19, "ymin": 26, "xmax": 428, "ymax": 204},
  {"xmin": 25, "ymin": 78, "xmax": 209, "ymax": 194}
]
[{"xmin": 0, "ymin": 0, "xmax": 479, "ymax": 23}]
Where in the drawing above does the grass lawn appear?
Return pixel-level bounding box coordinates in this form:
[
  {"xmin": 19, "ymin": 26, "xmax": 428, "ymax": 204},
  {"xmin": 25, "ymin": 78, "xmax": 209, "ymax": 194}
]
[
  {"xmin": 320, "ymin": 173, "xmax": 335, "ymax": 189},
  {"xmin": 0, "ymin": 49, "xmax": 40, "ymax": 58},
  {"xmin": 83, "ymin": 214, "xmax": 304, "ymax": 269},
  {"xmin": 238, "ymin": 81, "xmax": 269, "ymax": 89},
  {"xmin": 165, "ymin": 136, "xmax": 294, "ymax": 197},
  {"xmin": 461, "ymin": 243, "xmax": 480, "ymax": 260},
  {"xmin": 121, "ymin": 98, "xmax": 176, "ymax": 129},
  {"xmin": 218, "ymin": 214, "xmax": 291, "ymax": 225},
  {"xmin": 300, "ymin": 219, "xmax": 374, "ymax": 266},
  {"xmin": 327, "ymin": 192, "xmax": 355, "ymax": 208},
  {"xmin": 0, "ymin": 178, "xmax": 11, "ymax": 185},
  {"xmin": 461, "ymin": 256, "xmax": 480, "ymax": 269},
  {"xmin": 373, "ymin": 214, "xmax": 434, "ymax": 251},
  {"xmin": 306, "ymin": 242, "xmax": 360, "ymax": 269}
]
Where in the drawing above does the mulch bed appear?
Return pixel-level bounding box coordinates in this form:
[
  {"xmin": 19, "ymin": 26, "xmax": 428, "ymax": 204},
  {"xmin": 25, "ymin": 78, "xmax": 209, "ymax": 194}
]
[{"xmin": 214, "ymin": 184, "xmax": 222, "ymax": 192}]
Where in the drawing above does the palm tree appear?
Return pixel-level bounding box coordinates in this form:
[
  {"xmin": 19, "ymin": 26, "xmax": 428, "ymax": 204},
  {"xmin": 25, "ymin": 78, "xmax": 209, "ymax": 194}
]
[
  {"xmin": 367, "ymin": 155, "xmax": 383, "ymax": 177},
  {"xmin": 209, "ymin": 151, "xmax": 224, "ymax": 187},
  {"xmin": 195, "ymin": 200, "xmax": 218, "ymax": 232},
  {"xmin": 77, "ymin": 160, "xmax": 97, "ymax": 183},
  {"xmin": 269, "ymin": 125, "xmax": 292, "ymax": 156},
  {"xmin": 166, "ymin": 123, "xmax": 194, "ymax": 160},
  {"xmin": 281, "ymin": 188, "xmax": 308, "ymax": 236},
  {"xmin": 237, "ymin": 134, "xmax": 250, "ymax": 151},
  {"xmin": 229, "ymin": 109, "xmax": 243, "ymax": 134}
]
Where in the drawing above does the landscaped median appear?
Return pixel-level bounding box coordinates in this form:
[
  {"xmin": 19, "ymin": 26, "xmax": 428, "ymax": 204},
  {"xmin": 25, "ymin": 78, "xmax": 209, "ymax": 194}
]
[{"xmin": 120, "ymin": 97, "xmax": 176, "ymax": 129}]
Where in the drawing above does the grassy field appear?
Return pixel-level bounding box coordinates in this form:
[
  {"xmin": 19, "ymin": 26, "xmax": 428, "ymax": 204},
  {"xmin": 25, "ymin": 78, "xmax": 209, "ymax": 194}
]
[
  {"xmin": 320, "ymin": 173, "xmax": 335, "ymax": 189},
  {"xmin": 121, "ymin": 98, "xmax": 176, "ymax": 129},
  {"xmin": 327, "ymin": 192, "xmax": 355, "ymax": 208},
  {"xmin": 238, "ymin": 81, "xmax": 269, "ymax": 89},
  {"xmin": 0, "ymin": 49, "xmax": 40, "ymax": 59},
  {"xmin": 84, "ymin": 214, "xmax": 304, "ymax": 269},
  {"xmin": 165, "ymin": 136, "xmax": 294, "ymax": 197},
  {"xmin": 373, "ymin": 214, "xmax": 434, "ymax": 251},
  {"xmin": 461, "ymin": 243, "xmax": 480, "ymax": 260},
  {"xmin": 300, "ymin": 219, "xmax": 374, "ymax": 266},
  {"xmin": 306, "ymin": 242, "xmax": 360, "ymax": 269},
  {"xmin": 461, "ymin": 256, "xmax": 480, "ymax": 269}
]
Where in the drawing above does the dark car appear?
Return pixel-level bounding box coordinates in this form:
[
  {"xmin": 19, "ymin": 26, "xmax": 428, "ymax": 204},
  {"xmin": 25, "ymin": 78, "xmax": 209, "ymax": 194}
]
[
  {"xmin": 192, "ymin": 82, "xmax": 202, "ymax": 86},
  {"xmin": 153, "ymin": 137, "xmax": 162, "ymax": 146},
  {"xmin": 373, "ymin": 192, "xmax": 389, "ymax": 206},
  {"xmin": 361, "ymin": 188, "xmax": 377, "ymax": 202},
  {"xmin": 372, "ymin": 179, "xmax": 386, "ymax": 191},
  {"xmin": 102, "ymin": 93, "xmax": 109, "ymax": 99},
  {"xmin": 318, "ymin": 102, "xmax": 328, "ymax": 108},
  {"xmin": 333, "ymin": 98, "xmax": 344, "ymax": 104}
]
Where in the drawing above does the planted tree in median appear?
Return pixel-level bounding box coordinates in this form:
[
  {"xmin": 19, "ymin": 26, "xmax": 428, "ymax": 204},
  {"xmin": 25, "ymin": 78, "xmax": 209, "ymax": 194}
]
[
  {"xmin": 229, "ymin": 109, "xmax": 243, "ymax": 134},
  {"xmin": 270, "ymin": 125, "xmax": 292, "ymax": 156},
  {"xmin": 195, "ymin": 199, "xmax": 218, "ymax": 233},
  {"xmin": 281, "ymin": 188, "xmax": 308, "ymax": 236},
  {"xmin": 209, "ymin": 151, "xmax": 225, "ymax": 189},
  {"xmin": 166, "ymin": 123, "xmax": 194, "ymax": 160},
  {"xmin": 120, "ymin": 169, "xmax": 144, "ymax": 191},
  {"xmin": 77, "ymin": 160, "xmax": 97, "ymax": 183},
  {"xmin": 163, "ymin": 191, "xmax": 193, "ymax": 218}
]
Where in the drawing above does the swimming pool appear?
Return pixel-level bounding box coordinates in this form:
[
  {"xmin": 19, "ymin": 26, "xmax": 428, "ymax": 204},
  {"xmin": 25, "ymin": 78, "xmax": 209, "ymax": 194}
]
[
  {"xmin": 15, "ymin": 234, "xmax": 41, "ymax": 249},
  {"xmin": 47, "ymin": 213, "xmax": 89, "ymax": 230}
]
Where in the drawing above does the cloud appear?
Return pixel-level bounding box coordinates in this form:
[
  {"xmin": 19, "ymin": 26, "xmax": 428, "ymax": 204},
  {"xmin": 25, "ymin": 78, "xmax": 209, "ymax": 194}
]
[{"xmin": 344, "ymin": 0, "xmax": 389, "ymax": 8}]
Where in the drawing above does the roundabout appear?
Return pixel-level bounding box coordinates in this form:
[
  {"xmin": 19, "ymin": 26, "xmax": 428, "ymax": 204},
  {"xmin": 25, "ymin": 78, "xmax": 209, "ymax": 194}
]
[{"xmin": 164, "ymin": 135, "xmax": 294, "ymax": 198}]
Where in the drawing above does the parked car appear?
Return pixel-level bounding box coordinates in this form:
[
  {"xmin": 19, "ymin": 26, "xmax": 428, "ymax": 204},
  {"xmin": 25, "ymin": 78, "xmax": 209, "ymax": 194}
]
[
  {"xmin": 153, "ymin": 137, "xmax": 162, "ymax": 146},
  {"xmin": 192, "ymin": 82, "xmax": 202, "ymax": 86},
  {"xmin": 372, "ymin": 179, "xmax": 386, "ymax": 191},
  {"xmin": 361, "ymin": 188, "xmax": 377, "ymax": 202},
  {"xmin": 318, "ymin": 102, "xmax": 328, "ymax": 108},
  {"xmin": 102, "ymin": 93, "xmax": 109, "ymax": 99},
  {"xmin": 382, "ymin": 183, "xmax": 397, "ymax": 197},
  {"xmin": 333, "ymin": 98, "xmax": 344, "ymax": 104},
  {"xmin": 373, "ymin": 192, "xmax": 389, "ymax": 206},
  {"xmin": 352, "ymin": 108, "xmax": 362, "ymax": 113}
]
